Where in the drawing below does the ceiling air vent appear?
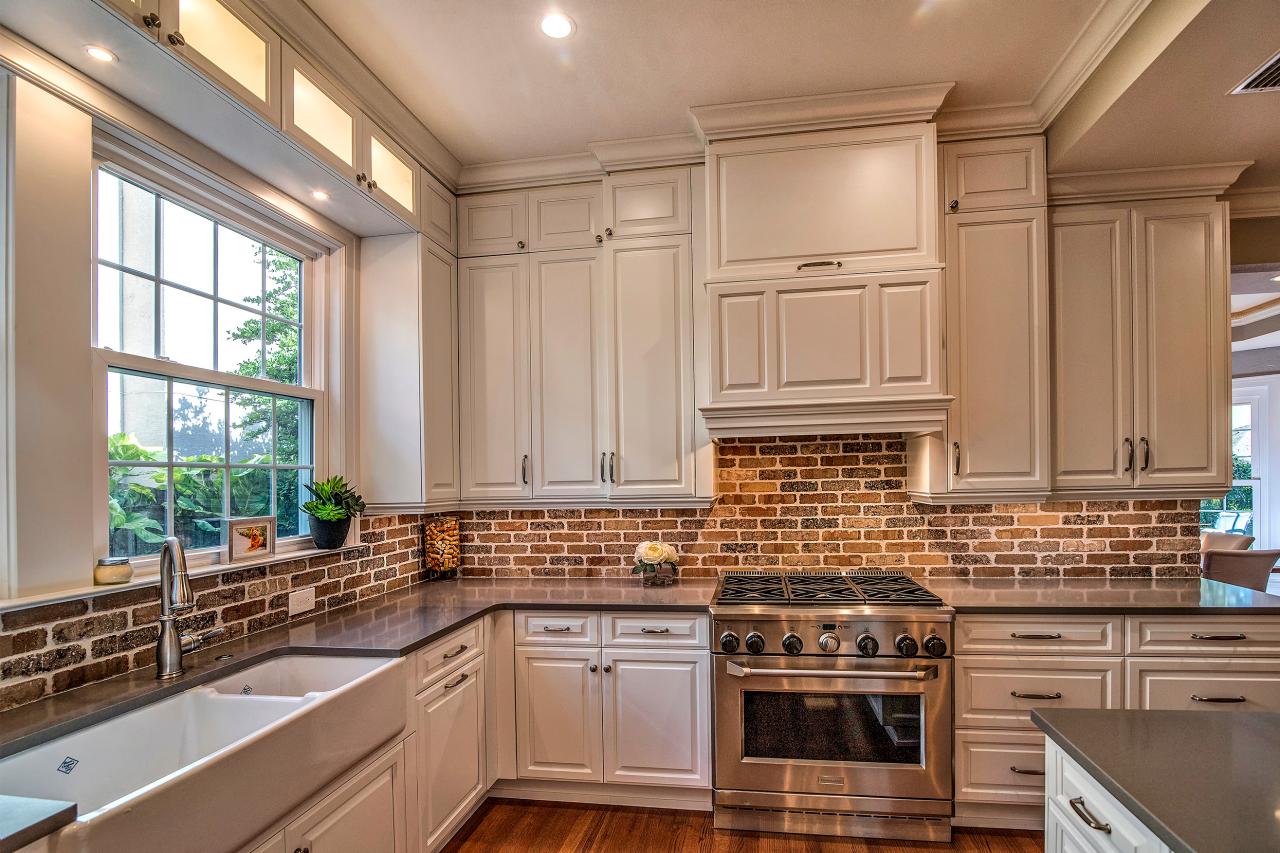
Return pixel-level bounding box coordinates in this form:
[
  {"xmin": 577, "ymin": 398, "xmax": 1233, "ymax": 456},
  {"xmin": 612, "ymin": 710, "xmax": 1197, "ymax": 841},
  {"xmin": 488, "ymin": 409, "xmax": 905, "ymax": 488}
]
[{"xmin": 1233, "ymin": 50, "xmax": 1280, "ymax": 93}]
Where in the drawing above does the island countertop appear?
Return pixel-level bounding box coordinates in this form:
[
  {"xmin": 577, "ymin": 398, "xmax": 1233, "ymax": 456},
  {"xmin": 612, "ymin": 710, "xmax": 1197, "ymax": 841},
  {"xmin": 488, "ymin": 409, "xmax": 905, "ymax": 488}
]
[
  {"xmin": 920, "ymin": 575, "xmax": 1280, "ymax": 614},
  {"xmin": 1034, "ymin": 708, "xmax": 1280, "ymax": 853}
]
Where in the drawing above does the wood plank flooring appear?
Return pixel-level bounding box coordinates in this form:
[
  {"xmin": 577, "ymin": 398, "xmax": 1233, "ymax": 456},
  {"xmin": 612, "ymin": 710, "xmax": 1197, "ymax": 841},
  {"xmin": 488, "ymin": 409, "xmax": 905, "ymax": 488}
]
[{"xmin": 442, "ymin": 800, "xmax": 1042, "ymax": 853}]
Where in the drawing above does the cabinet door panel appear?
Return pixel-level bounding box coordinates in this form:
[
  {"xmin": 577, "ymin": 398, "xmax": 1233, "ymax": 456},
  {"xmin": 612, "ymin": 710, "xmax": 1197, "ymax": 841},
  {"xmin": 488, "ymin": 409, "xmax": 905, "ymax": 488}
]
[
  {"xmin": 422, "ymin": 242, "xmax": 461, "ymax": 504},
  {"xmin": 515, "ymin": 648, "xmax": 603, "ymax": 781},
  {"xmin": 530, "ymin": 249, "xmax": 609, "ymax": 497},
  {"xmin": 607, "ymin": 235, "xmax": 694, "ymax": 496},
  {"xmin": 364, "ymin": 124, "xmax": 418, "ymax": 223},
  {"xmin": 777, "ymin": 284, "xmax": 869, "ymax": 392},
  {"xmin": 285, "ymin": 744, "xmax": 407, "ymax": 853},
  {"xmin": 528, "ymin": 184, "xmax": 602, "ymax": 251},
  {"xmin": 710, "ymin": 285, "xmax": 769, "ymax": 398},
  {"xmin": 421, "ymin": 169, "xmax": 457, "ymax": 254},
  {"xmin": 946, "ymin": 208, "xmax": 1049, "ymax": 492},
  {"xmin": 164, "ymin": 0, "xmax": 281, "ymax": 126},
  {"xmin": 602, "ymin": 650, "xmax": 710, "ymax": 787},
  {"xmin": 879, "ymin": 276, "xmax": 937, "ymax": 387},
  {"xmin": 1133, "ymin": 201, "xmax": 1229, "ymax": 488},
  {"xmin": 1052, "ymin": 207, "xmax": 1133, "ymax": 490},
  {"xmin": 458, "ymin": 192, "xmax": 528, "ymax": 257},
  {"xmin": 603, "ymin": 167, "xmax": 691, "ymax": 239},
  {"xmin": 459, "ymin": 256, "xmax": 531, "ymax": 498},
  {"xmin": 283, "ymin": 45, "xmax": 362, "ymax": 178},
  {"xmin": 417, "ymin": 656, "xmax": 485, "ymax": 849},
  {"xmin": 943, "ymin": 136, "xmax": 1046, "ymax": 212}
]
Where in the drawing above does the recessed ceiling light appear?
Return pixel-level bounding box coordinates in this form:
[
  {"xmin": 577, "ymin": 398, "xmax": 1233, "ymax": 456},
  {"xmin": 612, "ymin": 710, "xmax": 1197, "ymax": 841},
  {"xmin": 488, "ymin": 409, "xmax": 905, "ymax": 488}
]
[
  {"xmin": 85, "ymin": 45, "xmax": 117, "ymax": 63},
  {"xmin": 1272, "ymin": 274, "xmax": 1280, "ymax": 283},
  {"xmin": 311, "ymin": 190, "xmax": 330, "ymax": 202},
  {"xmin": 540, "ymin": 13, "xmax": 575, "ymax": 39}
]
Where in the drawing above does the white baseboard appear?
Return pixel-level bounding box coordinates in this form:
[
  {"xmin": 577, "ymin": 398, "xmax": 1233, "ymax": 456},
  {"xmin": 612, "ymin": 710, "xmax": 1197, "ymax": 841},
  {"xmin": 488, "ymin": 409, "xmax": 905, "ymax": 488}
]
[
  {"xmin": 952, "ymin": 800, "xmax": 1045, "ymax": 831},
  {"xmin": 487, "ymin": 778, "xmax": 713, "ymax": 812}
]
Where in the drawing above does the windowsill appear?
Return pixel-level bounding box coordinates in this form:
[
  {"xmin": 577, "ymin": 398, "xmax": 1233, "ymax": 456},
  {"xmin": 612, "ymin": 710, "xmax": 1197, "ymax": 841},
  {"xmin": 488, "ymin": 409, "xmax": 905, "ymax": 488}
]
[{"xmin": 0, "ymin": 542, "xmax": 367, "ymax": 615}]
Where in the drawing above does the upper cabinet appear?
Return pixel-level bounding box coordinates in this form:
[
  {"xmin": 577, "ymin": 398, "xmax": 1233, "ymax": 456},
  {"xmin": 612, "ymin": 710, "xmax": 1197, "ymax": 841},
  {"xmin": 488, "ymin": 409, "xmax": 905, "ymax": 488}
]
[
  {"xmin": 602, "ymin": 167, "xmax": 691, "ymax": 240},
  {"xmin": 100, "ymin": 0, "xmax": 164, "ymax": 38},
  {"xmin": 282, "ymin": 45, "xmax": 363, "ymax": 177},
  {"xmin": 943, "ymin": 136, "xmax": 1047, "ymax": 213},
  {"xmin": 459, "ymin": 185, "xmax": 604, "ymax": 257},
  {"xmin": 420, "ymin": 168, "xmax": 458, "ymax": 255},
  {"xmin": 705, "ymin": 124, "xmax": 938, "ymax": 281},
  {"xmin": 363, "ymin": 122, "xmax": 418, "ymax": 223},
  {"xmin": 157, "ymin": 0, "xmax": 281, "ymax": 126}
]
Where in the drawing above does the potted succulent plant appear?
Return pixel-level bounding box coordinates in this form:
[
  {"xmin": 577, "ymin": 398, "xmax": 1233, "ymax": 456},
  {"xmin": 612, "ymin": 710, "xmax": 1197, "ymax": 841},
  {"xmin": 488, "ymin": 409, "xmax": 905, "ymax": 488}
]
[
  {"xmin": 633, "ymin": 540, "xmax": 679, "ymax": 587},
  {"xmin": 302, "ymin": 475, "xmax": 366, "ymax": 550}
]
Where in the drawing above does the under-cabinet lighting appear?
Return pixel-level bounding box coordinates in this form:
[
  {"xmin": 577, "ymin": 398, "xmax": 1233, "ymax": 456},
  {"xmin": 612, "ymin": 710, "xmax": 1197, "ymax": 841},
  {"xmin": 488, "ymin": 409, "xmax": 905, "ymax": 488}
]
[
  {"xmin": 85, "ymin": 45, "xmax": 118, "ymax": 63},
  {"xmin": 1272, "ymin": 274, "xmax": 1280, "ymax": 283},
  {"xmin": 311, "ymin": 190, "xmax": 330, "ymax": 201},
  {"xmin": 540, "ymin": 13, "xmax": 575, "ymax": 39}
]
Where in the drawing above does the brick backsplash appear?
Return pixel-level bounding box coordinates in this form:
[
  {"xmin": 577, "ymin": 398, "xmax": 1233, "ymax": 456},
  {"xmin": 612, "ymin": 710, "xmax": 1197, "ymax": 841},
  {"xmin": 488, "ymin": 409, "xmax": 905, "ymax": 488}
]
[
  {"xmin": 0, "ymin": 515, "xmax": 427, "ymax": 713},
  {"xmin": 457, "ymin": 435, "xmax": 1203, "ymax": 580}
]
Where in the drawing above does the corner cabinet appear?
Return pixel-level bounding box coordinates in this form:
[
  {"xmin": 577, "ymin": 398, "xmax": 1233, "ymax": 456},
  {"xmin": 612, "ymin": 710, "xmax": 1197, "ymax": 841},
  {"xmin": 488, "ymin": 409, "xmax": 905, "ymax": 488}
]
[
  {"xmin": 705, "ymin": 123, "xmax": 938, "ymax": 281},
  {"xmin": 1052, "ymin": 200, "xmax": 1228, "ymax": 496}
]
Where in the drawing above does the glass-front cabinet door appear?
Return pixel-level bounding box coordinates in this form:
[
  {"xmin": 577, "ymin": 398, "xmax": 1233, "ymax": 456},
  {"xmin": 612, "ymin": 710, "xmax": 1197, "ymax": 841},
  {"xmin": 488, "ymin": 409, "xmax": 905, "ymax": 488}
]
[
  {"xmin": 99, "ymin": 0, "xmax": 164, "ymax": 39},
  {"xmin": 282, "ymin": 44, "xmax": 365, "ymax": 183},
  {"xmin": 158, "ymin": 0, "xmax": 282, "ymax": 126},
  {"xmin": 363, "ymin": 123, "xmax": 418, "ymax": 224}
]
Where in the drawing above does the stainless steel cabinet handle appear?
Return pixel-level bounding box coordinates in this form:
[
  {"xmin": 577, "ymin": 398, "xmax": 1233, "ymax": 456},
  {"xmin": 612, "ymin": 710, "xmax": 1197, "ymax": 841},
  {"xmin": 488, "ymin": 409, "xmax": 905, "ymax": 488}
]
[
  {"xmin": 952, "ymin": 441, "xmax": 961, "ymax": 476},
  {"xmin": 1191, "ymin": 694, "xmax": 1246, "ymax": 703},
  {"xmin": 640, "ymin": 627, "xmax": 671, "ymax": 634},
  {"xmin": 1123, "ymin": 437, "xmax": 1134, "ymax": 473},
  {"xmin": 726, "ymin": 661, "xmax": 937, "ymax": 681},
  {"xmin": 609, "ymin": 452, "xmax": 616, "ymax": 483},
  {"xmin": 1140, "ymin": 436, "xmax": 1150, "ymax": 471},
  {"xmin": 600, "ymin": 452, "xmax": 607, "ymax": 483},
  {"xmin": 796, "ymin": 260, "xmax": 843, "ymax": 272},
  {"xmin": 517, "ymin": 240, "xmax": 526, "ymax": 249},
  {"xmin": 1191, "ymin": 633, "xmax": 1247, "ymax": 641},
  {"xmin": 542, "ymin": 626, "xmax": 573, "ymax": 632},
  {"xmin": 521, "ymin": 454, "xmax": 529, "ymax": 485},
  {"xmin": 442, "ymin": 644, "xmax": 468, "ymax": 660},
  {"xmin": 589, "ymin": 664, "xmax": 598, "ymax": 673},
  {"xmin": 166, "ymin": 30, "xmax": 186, "ymax": 46},
  {"xmin": 1009, "ymin": 766, "xmax": 1045, "ymax": 776},
  {"xmin": 443, "ymin": 672, "xmax": 468, "ymax": 689},
  {"xmin": 142, "ymin": 12, "xmax": 161, "ymax": 28},
  {"xmin": 1010, "ymin": 632, "xmax": 1062, "ymax": 640},
  {"xmin": 1010, "ymin": 690, "xmax": 1063, "ymax": 700},
  {"xmin": 1068, "ymin": 797, "xmax": 1111, "ymax": 834}
]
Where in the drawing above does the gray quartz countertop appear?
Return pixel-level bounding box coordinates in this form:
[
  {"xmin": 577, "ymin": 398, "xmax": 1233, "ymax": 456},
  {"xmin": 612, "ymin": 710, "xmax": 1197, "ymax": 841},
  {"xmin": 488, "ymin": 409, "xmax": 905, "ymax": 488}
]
[
  {"xmin": 0, "ymin": 795, "xmax": 75, "ymax": 853},
  {"xmin": 920, "ymin": 576, "xmax": 1280, "ymax": 613},
  {"xmin": 0, "ymin": 577, "xmax": 716, "ymax": 760},
  {"xmin": 1033, "ymin": 708, "xmax": 1280, "ymax": 853}
]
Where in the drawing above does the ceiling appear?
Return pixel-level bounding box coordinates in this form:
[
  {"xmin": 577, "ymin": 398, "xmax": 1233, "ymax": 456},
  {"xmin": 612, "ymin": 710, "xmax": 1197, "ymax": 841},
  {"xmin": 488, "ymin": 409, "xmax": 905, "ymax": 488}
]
[
  {"xmin": 1052, "ymin": 0, "xmax": 1280, "ymax": 189},
  {"xmin": 302, "ymin": 0, "xmax": 1110, "ymax": 165}
]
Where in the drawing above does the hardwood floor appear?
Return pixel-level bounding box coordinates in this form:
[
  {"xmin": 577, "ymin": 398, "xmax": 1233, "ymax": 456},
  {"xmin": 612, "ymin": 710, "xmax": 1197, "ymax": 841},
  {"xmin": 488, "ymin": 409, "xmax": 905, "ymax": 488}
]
[{"xmin": 442, "ymin": 800, "xmax": 1042, "ymax": 852}]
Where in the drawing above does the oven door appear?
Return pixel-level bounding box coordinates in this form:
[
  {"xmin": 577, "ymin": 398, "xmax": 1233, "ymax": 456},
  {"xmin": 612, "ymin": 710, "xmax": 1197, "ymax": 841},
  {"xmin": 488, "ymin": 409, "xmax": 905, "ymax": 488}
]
[{"xmin": 714, "ymin": 655, "xmax": 952, "ymax": 801}]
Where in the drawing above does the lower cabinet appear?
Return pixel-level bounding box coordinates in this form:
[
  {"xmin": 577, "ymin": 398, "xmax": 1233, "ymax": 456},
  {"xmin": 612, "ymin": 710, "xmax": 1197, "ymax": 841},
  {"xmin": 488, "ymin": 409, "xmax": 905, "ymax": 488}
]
[
  {"xmin": 417, "ymin": 655, "xmax": 487, "ymax": 851},
  {"xmin": 1045, "ymin": 740, "xmax": 1169, "ymax": 853},
  {"xmin": 515, "ymin": 646, "xmax": 604, "ymax": 781},
  {"xmin": 283, "ymin": 742, "xmax": 409, "ymax": 853}
]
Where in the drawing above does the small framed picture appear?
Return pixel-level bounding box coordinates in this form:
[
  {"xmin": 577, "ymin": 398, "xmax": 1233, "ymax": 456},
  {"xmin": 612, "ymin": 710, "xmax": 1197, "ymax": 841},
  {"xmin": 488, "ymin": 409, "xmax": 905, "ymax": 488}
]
[{"xmin": 227, "ymin": 516, "xmax": 275, "ymax": 563}]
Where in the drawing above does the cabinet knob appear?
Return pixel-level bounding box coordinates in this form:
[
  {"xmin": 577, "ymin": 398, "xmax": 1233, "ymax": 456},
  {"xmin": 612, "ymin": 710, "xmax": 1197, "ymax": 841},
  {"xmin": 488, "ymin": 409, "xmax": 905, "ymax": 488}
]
[
  {"xmin": 589, "ymin": 664, "xmax": 598, "ymax": 672},
  {"xmin": 517, "ymin": 240, "xmax": 526, "ymax": 249},
  {"xmin": 595, "ymin": 234, "xmax": 603, "ymax": 245},
  {"xmin": 142, "ymin": 12, "xmax": 161, "ymax": 28},
  {"xmin": 166, "ymin": 30, "xmax": 186, "ymax": 46},
  {"xmin": 356, "ymin": 172, "xmax": 367, "ymax": 185},
  {"xmin": 603, "ymin": 665, "xmax": 612, "ymax": 673},
  {"xmin": 367, "ymin": 178, "xmax": 378, "ymax": 192},
  {"xmin": 948, "ymin": 199, "xmax": 959, "ymax": 211},
  {"xmin": 604, "ymin": 227, "xmax": 613, "ymax": 238}
]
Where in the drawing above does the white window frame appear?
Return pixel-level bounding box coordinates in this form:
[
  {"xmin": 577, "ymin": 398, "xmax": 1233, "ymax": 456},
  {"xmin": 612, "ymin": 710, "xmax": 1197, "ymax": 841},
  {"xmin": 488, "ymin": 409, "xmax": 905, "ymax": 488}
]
[
  {"xmin": 90, "ymin": 144, "xmax": 334, "ymax": 576},
  {"xmin": 1232, "ymin": 381, "xmax": 1273, "ymax": 548}
]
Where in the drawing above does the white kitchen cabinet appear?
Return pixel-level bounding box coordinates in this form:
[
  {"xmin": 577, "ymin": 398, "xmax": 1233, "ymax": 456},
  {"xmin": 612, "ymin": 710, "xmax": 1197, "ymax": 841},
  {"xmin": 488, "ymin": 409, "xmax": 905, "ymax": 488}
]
[
  {"xmin": 602, "ymin": 167, "xmax": 691, "ymax": 239},
  {"xmin": 420, "ymin": 168, "xmax": 458, "ymax": 254},
  {"xmin": 282, "ymin": 44, "xmax": 364, "ymax": 181},
  {"xmin": 943, "ymin": 136, "xmax": 1046, "ymax": 213},
  {"xmin": 1045, "ymin": 741, "xmax": 1169, "ymax": 853},
  {"xmin": 529, "ymin": 249, "xmax": 610, "ymax": 497},
  {"xmin": 606, "ymin": 234, "xmax": 695, "ymax": 497},
  {"xmin": 1051, "ymin": 200, "xmax": 1228, "ymax": 494},
  {"xmin": 528, "ymin": 184, "xmax": 603, "ymax": 251},
  {"xmin": 100, "ymin": 0, "xmax": 163, "ymax": 38},
  {"xmin": 458, "ymin": 192, "xmax": 529, "ymax": 257},
  {"xmin": 706, "ymin": 269, "xmax": 942, "ymax": 405},
  {"xmin": 459, "ymin": 255, "xmax": 532, "ymax": 499},
  {"xmin": 601, "ymin": 649, "xmax": 710, "ymax": 788},
  {"xmin": 515, "ymin": 647, "xmax": 604, "ymax": 782},
  {"xmin": 945, "ymin": 207, "xmax": 1050, "ymax": 494},
  {"xmin": 363, "ymin": 122, "xmax": 419, "ymax": 223},
  {"xmin": 283, "ymin": 742, "xmax": 408, "ymax": 853},
  {"xmin": 158, "ymin": 0, "xmax": 281, "ymax": 127},
  {"xmin": 358, "ymin": 235, "xmax": 460, "ymax": 511},
  {"xmin": 705, "ymin": 124, "xmax": 937, "ymax": 281},
  {"xmin": 417, "ymin": 656, "xmax": 486, "ymax": 851}
]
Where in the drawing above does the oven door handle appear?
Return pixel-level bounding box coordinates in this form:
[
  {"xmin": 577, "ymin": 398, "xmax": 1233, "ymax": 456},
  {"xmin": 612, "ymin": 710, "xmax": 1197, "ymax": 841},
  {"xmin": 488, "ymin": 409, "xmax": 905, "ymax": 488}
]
[{"xmin": 724, "ymin": 661, "xmax": 938, "ymax": 681}]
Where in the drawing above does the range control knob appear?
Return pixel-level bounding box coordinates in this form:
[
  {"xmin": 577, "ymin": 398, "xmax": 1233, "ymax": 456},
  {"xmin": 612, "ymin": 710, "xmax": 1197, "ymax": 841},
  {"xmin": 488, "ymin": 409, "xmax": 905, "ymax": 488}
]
[
  {"xmin": 719, "ymin": 632, "xmax": 740, "ymax": 654},
  {"xmin": 744, "ymin": 632, "xmax": 766, "ymax": 655},
  {"xmin": 856, "ymin": 632, "xmax": 879, "ymax": 657},
  {"xmin": 895, "ymin": 634, "xmax": 919, "ymax": 657},
  {"xmin": 781, "ymin": 633, "xmax": 804, "ymax": 655},
  {"xmin": 817, "ymin": 632, "xmax": 841, "ymax": 653},
  {"xmin": 923, "ymin": 634, "xmax": 948, "ymax": 658}
]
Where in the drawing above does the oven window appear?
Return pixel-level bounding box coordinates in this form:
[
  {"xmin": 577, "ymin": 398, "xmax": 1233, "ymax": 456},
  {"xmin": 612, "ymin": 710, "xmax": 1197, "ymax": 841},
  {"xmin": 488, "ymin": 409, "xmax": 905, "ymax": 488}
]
[{"xmin": 742, "ymin": 691, "xmax": 922, "ymax": 765}]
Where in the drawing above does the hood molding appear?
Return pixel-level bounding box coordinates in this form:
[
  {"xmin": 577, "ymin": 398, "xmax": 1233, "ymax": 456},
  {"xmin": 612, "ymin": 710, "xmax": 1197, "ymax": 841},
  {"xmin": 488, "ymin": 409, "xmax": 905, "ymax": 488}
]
[{"xmin": 1047, "ymin": 161, "xmax": 1253, "ymax": 204}]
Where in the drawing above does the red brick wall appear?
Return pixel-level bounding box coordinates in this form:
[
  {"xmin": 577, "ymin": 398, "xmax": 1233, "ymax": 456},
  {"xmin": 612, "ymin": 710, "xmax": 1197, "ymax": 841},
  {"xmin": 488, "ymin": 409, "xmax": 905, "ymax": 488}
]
[{"xmin": 458, "ymin": 436, "xmax": 1203, "ymax": 579}]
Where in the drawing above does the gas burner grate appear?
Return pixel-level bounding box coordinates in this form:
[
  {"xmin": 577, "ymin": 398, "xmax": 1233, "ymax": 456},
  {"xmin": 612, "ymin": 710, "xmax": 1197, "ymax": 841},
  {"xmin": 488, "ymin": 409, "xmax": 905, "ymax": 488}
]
[
  {"xmin": 782, "ymin": 574, "xmax": 862, "ymax": 602},
  {"xmin": 715, "ymin": 573, "xmax": 788, "ymax": 603},
  {"xmin": 846, "ymin": 573, "xmax": 944, "ymax": 605},
  {"xmin": 714, "ymin": 570, "xmax": 943, "ymax": 607}
]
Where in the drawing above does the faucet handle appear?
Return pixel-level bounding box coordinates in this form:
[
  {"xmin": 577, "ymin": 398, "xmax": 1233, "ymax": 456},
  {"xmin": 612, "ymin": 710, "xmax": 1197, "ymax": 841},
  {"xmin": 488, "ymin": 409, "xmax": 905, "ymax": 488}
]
[{"xmin": 181, "ymin": 626, "xmax": 226, "ymax": 654}]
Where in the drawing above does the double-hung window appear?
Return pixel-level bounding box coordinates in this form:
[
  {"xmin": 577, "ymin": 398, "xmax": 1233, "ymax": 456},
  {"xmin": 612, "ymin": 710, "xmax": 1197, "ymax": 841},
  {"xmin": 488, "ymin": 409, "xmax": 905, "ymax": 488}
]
[
  {"xmin": 1200, "ymin": 400, "xmax": 1263, "ymax": 544},
  {"xmin": 94, "ymin": 165, "xmax": 320, "ymax": 560}
]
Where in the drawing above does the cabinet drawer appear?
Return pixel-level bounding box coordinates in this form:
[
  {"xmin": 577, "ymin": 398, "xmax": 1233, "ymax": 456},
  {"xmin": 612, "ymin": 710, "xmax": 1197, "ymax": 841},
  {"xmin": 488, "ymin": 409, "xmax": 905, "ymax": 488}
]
[
  {"xmin": 942, "ymin": 136, "xmax": 1046, "ymax": 212},
  {"xmin": 954, "ymin": 730, "xmax": 1046, "ymax": 804},
  {"xmin": 957, "ymin": 615, "xmax": 1122, "ymax": 655},
  {"xmin": 416, "ymin": 620, "xmax": 483, "ymax": 691},
  {"xmin": 1126, "ymin": 615, "xmax": 1280, "ymax": 656},
  {"xmin": 956, "ymin": 656, "xmax": 1123, "ymax": 729},
  {"xmin": 602, "ymin": 613, "xmax": 707, "ymax": 648},
  {"xmin": 516, "ymin": 611, "xmax": 600, "ymax": 645},
  {"xmin": 1047, "ymin": 742, "xmax": 1166, "ymax": 853},
  {"xmin": 1125, "ymin": 657, "xmax": 1280, "ymax": 712}
]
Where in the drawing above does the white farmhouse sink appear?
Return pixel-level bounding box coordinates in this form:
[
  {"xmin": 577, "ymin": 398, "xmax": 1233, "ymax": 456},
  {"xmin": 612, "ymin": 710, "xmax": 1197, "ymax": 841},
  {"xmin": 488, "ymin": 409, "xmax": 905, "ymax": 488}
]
[{"xmin": 0, "ymin": 655, "xmax": 405, "ymax": 853}]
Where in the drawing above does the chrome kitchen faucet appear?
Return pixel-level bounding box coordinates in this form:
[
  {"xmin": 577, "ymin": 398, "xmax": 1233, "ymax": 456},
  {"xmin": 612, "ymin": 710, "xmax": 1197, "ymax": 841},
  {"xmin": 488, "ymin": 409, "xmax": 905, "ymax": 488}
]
[{"xmin": 155, "ymin": 536, "xmax": 226, "ymax": 680}]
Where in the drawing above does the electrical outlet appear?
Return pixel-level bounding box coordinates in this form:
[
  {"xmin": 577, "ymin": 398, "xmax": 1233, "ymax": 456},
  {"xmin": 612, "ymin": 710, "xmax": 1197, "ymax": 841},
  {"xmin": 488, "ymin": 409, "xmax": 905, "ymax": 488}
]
[{"xmin": 288, "ymin": 587, "xmax": 316, "ymax": 617}]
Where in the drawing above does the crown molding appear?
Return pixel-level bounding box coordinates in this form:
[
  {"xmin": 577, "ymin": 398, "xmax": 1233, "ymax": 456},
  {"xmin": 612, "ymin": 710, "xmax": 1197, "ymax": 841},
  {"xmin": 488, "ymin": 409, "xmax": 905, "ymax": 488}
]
[
  {"xmin": 1225, "ymin": 186, "xmax": 1280, "ymax": 219},
  {"xmin": 1047, "ymin": 162, "xmax": 1253, "ymax": 205},
  {"xmin": 934, "ymin": 103, "xmax": 1042, "ymax": 141},
  {"xmin": 689, "ymin": 83, "xmax": 955, "ymax": 143},
  {"xmin": 587, "ymin": 132, "xmax": 703, "ymax": 172},
  {"xmin": 455, "ymin": 152, "xmax": 604, "ymax": 194}
]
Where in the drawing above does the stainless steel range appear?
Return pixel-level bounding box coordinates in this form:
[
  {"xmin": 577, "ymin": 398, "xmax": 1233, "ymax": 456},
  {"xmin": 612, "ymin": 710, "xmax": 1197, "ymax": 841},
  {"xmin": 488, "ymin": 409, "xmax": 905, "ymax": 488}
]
[{"xmin": 710, "ymin": 570, "xmax": 954, "ymax": 843}]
